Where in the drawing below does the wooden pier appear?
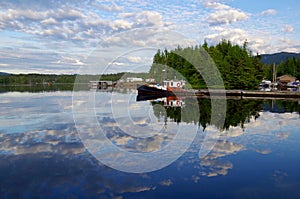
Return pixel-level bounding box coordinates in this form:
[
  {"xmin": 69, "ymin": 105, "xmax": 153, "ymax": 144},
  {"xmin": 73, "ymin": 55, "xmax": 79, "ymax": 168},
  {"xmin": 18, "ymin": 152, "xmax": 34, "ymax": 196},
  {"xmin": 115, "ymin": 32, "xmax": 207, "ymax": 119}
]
[{"xmin": 198, "ymin": 89, "xmax": 300, "ymax": 99}]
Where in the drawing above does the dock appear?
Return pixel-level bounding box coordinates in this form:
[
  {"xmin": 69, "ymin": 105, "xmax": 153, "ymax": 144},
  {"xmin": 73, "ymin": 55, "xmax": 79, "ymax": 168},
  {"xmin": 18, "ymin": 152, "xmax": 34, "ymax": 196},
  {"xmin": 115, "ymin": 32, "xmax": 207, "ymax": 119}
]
[
  {"xmin": 198, "ymin": 89, "xmax": 300, "ymax": 99},
  {"xmin": 89, "ymin": 81, "xmax": 115, "ymax": 89},
  {"xmin": 137, "ymin": 89, "xmax": 300, "ymax": 100}
]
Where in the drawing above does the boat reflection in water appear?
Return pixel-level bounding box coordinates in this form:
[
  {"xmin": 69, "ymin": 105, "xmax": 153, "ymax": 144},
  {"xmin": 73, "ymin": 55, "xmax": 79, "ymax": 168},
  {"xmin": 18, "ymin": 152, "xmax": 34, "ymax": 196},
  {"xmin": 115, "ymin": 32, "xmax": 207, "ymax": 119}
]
[
  {"xmin": 137, "ymin": 79, "xmax": 188, "ymax": 97},
  {"xmin": 137, "ymin": 95, "xmax": 185, "ymax": 108}
]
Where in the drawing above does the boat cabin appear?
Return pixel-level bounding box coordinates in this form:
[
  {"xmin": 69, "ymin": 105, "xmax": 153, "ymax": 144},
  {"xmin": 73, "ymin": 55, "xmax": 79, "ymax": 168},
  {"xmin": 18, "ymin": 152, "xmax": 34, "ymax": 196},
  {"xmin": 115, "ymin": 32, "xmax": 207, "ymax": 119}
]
[
  {"xmin": 163, "ymin": 96, "xmax": 185, "ymax": 107},
  {"xmin": 163, "ymin": 80, "xmax": 186, "ymax": 92}
]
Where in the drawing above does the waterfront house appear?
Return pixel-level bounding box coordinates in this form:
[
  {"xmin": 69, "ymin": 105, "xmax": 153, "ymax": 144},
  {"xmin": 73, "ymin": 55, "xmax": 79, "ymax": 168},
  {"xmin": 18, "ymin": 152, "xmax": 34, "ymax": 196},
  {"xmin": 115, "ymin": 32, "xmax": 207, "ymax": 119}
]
[{"xmin": 277, "ymin": 75, "xmax": 297, "ymax": 84}]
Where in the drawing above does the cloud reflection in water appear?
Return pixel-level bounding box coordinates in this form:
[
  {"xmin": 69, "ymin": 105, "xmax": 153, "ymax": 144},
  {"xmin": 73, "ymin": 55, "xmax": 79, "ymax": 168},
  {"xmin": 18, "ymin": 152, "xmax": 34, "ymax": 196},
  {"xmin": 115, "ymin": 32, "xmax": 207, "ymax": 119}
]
[{"xmin": 1, "ymin": 92, "xmax": 300, "ymax": 198}]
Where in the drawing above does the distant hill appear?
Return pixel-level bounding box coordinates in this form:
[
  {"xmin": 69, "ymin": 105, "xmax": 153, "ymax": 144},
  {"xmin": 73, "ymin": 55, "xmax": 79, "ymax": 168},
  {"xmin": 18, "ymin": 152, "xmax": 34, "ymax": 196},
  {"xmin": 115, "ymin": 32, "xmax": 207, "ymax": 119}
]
[
  {"xmin": 260, "ymin": 52, "xmax": 300, "ymax": 65},
  {"xmin": 0, "ymin": 72, "xmax": 10, "ymax": 76}
]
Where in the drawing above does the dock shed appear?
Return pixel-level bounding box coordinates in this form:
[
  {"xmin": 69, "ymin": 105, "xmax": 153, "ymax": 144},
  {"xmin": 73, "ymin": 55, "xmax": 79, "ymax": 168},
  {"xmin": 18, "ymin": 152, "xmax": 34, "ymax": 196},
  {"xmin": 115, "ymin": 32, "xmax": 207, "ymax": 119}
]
[{"xmin": 277, "ymin": 75, "xmax": 297, "ymax": 84}]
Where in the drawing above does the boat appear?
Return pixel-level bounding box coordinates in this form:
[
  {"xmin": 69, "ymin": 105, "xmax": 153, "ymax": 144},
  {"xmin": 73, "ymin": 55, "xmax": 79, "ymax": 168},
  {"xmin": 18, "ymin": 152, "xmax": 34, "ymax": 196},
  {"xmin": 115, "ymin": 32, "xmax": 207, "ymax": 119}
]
[
  {"xmin": 136, "ymin": 93, "xmax": 167, "ymax": 101},
  {"xmin": 137, "ymin": 95, "xmax": 185, "ymax": 108},
  {"xmin": 137, "ymin": 80, "xmax": 186, "ymax": 96},
  {"xmin": 136, "ymin": 84, "xmax": 173, "ymax": 96},
  {"xmin": 259, "ymin": 80, "xmax": 277, "ymax": 91},
  {"xmin": 162, "ymin": 96, "xmax": 185, "ymax": 107},
  {"xmin": 89, "ymin": 81, "xmax": 116, "ymax": 89},
  {"xmin": 286, "ymin": 81, "xmax": 300, "ymax": 92}
]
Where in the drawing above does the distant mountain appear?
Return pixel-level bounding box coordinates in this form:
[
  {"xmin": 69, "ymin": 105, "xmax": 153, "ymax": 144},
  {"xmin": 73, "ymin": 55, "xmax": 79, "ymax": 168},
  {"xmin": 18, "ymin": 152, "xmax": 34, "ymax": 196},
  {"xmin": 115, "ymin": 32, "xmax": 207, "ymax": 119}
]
[
  {"xmin": 260, "ymin": 52, "xmax": 300, "ymax": 65},
  {"xmin": 0, "ymin": 72, "xmax": 10, "ymax": 76}
]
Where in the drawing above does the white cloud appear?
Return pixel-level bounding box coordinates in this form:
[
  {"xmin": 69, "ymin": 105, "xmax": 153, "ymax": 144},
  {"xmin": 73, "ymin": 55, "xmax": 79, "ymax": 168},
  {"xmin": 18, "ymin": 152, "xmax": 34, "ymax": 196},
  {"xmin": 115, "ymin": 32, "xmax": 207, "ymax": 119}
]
[
  {"xmin": 0, "ymin": 8, "xmax": 86, "ymax": 40},
  {"xmin": 40, "ymin": 17, "xmax": 57, "ymax": 25},
  {"xmin": 204, "ymin": 27, "xmax": 276, "ymax": 54},
  {"xmin": 55, "ymin": 56, "xmax": 85, "ymax": 66},
  {"xmin": 281, "ymin": 24, "xmax": 294, "ymax": 33},
  {"xmin": 120, "ymin": 11, "xmax": 164, "ymax": 28},
  {"xmin": 0, "ymin": 0, "xmax": 299, "ymax": 74},
  {"xmin": 203, "ymin": 0, "xmax": 249, "ymax": 26},
  {"xmin": 207, "ymin": 9, "xmax": 248, "ymax": 26},
  {"xmin": 127, "ymin": 56, "xmax": 143, "ymax": 63},
  {"xmin": 83, "ymin": 28, "xmax": 197, "ymax": 74},
  {"xmin": 0, "ymin": 6, "xmax": 167, "ymax": 45},
  {"xmin": 111, "ymin": 19, "xmax": 132, "ymax": 30},
  {"xmin": 260, "ymin": 9, "xmax": 277, "ymax": 16},
  {"xmin": 205, "ymin": 27, "xmax": 248, "ymax": 45},
  {"xmin": 281, "ymin": 47, "xmax": 300, "ymax": 53},
  {"xmin": 203, "ymin": 1, "xmax": 232, "ymax": 10}
]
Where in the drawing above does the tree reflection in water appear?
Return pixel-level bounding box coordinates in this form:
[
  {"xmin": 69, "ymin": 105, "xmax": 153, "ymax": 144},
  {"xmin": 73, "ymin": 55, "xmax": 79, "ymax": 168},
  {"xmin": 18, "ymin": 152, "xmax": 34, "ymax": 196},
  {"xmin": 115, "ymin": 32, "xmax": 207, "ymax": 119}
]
[{"xmin": 148, "ymin": 96, "xmax": 300, "ymax": 130}]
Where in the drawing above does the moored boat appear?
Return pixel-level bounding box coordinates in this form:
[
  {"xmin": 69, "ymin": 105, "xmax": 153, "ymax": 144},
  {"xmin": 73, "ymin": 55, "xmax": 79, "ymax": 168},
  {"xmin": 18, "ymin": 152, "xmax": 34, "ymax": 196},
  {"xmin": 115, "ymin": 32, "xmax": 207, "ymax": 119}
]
[
  {"xmin": 137, "ymin": 80, "xmax": 186, "ymax": 96},
  {"xmin": 136, "ymin": 84, "xmax": 173, "ymax": 96}
]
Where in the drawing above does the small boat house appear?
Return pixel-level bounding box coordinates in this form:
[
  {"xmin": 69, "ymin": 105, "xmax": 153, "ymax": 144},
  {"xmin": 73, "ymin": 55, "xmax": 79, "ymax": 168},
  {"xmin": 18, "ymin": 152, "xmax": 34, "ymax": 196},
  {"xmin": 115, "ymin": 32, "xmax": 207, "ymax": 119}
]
[{"xmin": 89, "ymin": 81, "xmax": 114, "ymax": 89}]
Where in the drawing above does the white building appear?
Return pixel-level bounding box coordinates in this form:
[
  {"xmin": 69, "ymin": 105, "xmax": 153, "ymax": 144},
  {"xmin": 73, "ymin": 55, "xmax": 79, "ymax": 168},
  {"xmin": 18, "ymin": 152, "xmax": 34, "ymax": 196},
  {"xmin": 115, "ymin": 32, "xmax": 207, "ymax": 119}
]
[
  {"xmin": 126, "ymin": 77, "xmax": 143, "ymax": 82},
  {"xmin": 145, "ymin": 78, "xmax": 156, "ymax": 83}
]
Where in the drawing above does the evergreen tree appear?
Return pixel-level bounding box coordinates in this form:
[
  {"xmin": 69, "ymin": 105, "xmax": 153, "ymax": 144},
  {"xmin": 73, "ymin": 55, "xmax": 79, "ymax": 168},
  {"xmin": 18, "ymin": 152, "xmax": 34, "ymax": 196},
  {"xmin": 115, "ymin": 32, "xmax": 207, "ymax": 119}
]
[{"xmin": 149, "ymin": 40, "xmax": 264, "ymax": 89}]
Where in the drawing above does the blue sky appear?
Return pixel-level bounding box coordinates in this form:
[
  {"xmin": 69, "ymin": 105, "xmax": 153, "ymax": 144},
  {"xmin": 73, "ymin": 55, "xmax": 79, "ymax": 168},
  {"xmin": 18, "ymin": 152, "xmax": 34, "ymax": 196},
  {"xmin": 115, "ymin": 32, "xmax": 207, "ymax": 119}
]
[{"xmin": 0, "ymin": 0, "xmax": 299, "ymax": 74}]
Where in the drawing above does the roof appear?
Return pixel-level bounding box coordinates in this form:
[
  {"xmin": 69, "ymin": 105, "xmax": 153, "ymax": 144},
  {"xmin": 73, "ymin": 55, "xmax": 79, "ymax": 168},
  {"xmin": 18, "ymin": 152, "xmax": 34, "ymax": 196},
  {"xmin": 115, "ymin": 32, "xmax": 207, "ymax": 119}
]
[{"xmin": 277, "ymin": 75, "xmax": 296, "ymax": 79}]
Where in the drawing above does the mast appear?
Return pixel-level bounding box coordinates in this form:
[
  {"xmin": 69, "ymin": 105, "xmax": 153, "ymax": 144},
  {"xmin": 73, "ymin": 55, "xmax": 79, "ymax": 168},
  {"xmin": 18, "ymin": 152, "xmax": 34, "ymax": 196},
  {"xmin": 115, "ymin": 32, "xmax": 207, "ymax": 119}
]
[{"xmin": 272, "ymin": 63, "xmax": 276, "ymax": 84}]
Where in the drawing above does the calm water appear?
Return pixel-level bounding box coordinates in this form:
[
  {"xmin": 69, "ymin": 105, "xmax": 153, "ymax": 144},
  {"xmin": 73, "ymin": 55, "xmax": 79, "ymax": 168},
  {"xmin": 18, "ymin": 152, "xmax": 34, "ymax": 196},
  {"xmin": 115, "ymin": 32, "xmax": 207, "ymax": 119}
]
[{"xmin": 1, "ymin": 90, "xmax": 300, "ymax": 199}]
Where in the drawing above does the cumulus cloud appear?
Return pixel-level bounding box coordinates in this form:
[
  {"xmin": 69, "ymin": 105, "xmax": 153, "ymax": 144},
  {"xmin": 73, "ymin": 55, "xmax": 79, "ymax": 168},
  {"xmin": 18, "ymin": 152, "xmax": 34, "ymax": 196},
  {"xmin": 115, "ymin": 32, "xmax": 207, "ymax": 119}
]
[
  {"xmin": 203, "ymin": 1, "xmax": 231, "ymax": 10},
  {"xmin": 260, "ymin": 9, "xmax": 277, "ymax": 16},
  {"xmin": 0, "ymin": 1, "xmax": 175, "ymax": 74},
  {"xmin": 207, "ymin": 9, "xmax": 248, "ymax": 26},
  {"xmin": 110, "ymin": 19, "xmax": 132, "ymax": 30},
  {"xmin": 204, "ymin": 27, "xmax": 273, "ymax": 54},
  {"xmin": 205, "ymin": 27, "xmax": 248, "ymax": 45},
  {"xmin": 1, "ymin": 0, "xmax": 299, "ymax": 74},
  {"xmin": 0, "ymin": 2, "xmax": 167, "ymax": 45},
  {"xmin": 83, "ymin": 28, "xmax": 196, "ymax": 74},
  {"xmin": 203, "ymin": 0, "xmax": 249, "ymax": 26},
  {"xmin": 40, "ymin": 17, "xmax": 57, "ymax": 25},
  {"xmin": 0, "ymin": 7, "xmax": 86, "ymax": 40}
]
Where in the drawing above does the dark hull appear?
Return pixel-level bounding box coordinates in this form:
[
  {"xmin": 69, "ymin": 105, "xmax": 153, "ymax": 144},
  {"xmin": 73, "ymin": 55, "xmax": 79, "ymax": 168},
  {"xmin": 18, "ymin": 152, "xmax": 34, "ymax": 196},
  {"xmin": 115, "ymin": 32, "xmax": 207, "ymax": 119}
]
[
  {"xmin": 137, "ymin": 84, "xmax": 174, "ymax": 96},
  {"xmin": 136, "ymin": 94, "xmax": 162, "ymax": 101}
]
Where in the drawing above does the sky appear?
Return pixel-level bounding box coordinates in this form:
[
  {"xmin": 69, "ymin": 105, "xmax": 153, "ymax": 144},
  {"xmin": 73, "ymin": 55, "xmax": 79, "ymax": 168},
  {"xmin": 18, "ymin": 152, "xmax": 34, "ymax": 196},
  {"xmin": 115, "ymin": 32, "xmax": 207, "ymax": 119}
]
[{"xmin": 0, "ymin": 0, "xmax": 299, "ymax": 74}]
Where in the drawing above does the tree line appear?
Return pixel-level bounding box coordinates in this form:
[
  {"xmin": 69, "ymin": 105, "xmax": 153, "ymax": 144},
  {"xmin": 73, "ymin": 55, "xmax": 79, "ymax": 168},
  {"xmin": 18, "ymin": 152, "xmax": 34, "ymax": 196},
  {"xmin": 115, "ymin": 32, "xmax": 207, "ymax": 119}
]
[
  {"xmin": 0, "ymin": 73, "xmax": 126, "ymax": 85},
  {"xmin": 1, "ymin": 40, "xmax": 299, "ymax": 89},
  {"xmin": 277, "ymin": 57, "xmax": 300, "ymax": 79},
  {"xmin": 150, "ymin": 40, "xmax": 300, "ymax": 89},
  {"xmin": 150, "ymin": 40, "xmax": 265, "ymax": 89}
]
